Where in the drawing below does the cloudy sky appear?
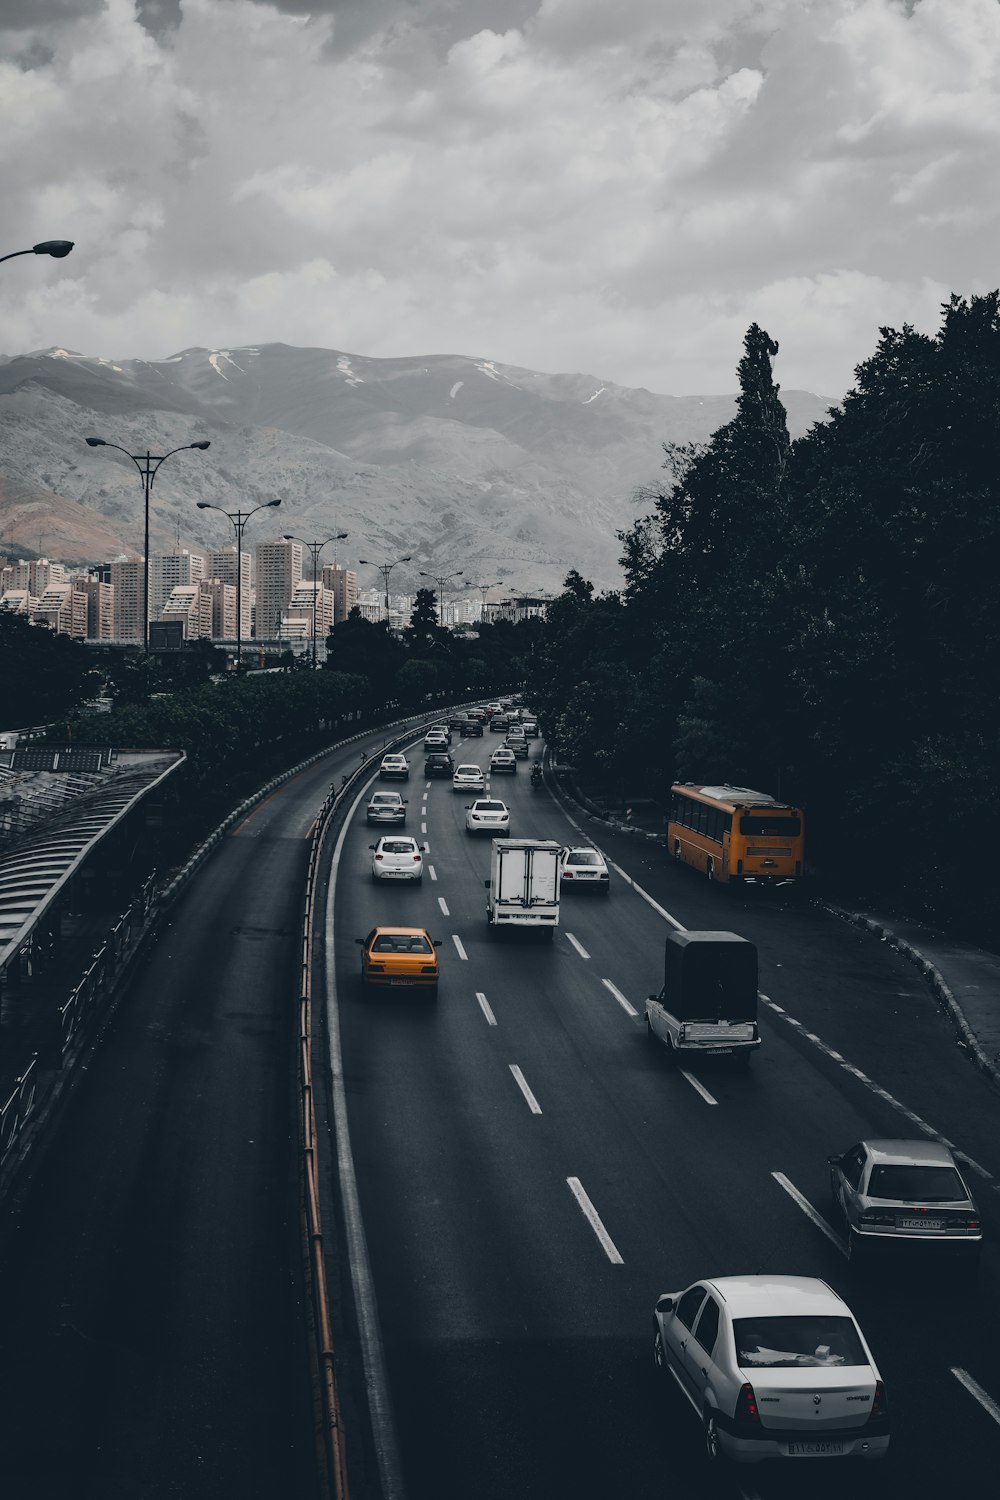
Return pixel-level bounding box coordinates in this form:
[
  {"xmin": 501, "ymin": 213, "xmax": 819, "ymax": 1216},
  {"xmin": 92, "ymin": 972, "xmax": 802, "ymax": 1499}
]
[{"xmin": 1, "ymin": 0, "xmax": 997, "ymax": 397}]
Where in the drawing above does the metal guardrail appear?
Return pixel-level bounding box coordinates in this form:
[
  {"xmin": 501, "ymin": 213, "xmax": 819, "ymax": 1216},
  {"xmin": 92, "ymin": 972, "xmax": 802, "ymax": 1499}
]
[{"xmin": 0, "ymin": 1057, "xmax": 38, "ymax": 1168}]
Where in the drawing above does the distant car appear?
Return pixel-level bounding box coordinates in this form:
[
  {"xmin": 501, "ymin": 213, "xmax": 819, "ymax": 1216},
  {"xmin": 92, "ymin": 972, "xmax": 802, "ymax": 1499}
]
[
  {"xmin": 504, "ymin": 734, "xmax": 529, "ymax": 759},
  {"xmin": 366, "ymin": 790, "xmax": 407, "ymax": 825},
  {"xmin": 465, "ymin": 799, "xmax": 510, "ymax": 836},
  {"xmin": 447, "ymin": 714, "xmax": 467, "ymax": 730},
  {"xmin": 490, "ymin": 748, "xmax": 517, "ymax": 774},
  {"xmin": 460, "ymin": 719, "xmax": 484, "ymax": 737},
  {"xmin": 558, "ymin": 845, "xmax": 611, "ymax": 894},
  {"xmin": 652, "ymin": 1275, "xmax": 890, "ymax": 1466},
  {"xmin": 369, "ymin": 835, "xmax": 424, "ymax": 882},
  {"xmin": 521, "ymin": 718, "xmax": 539, "ymax": 737},
  {"xmin": 424, "ymin": 730, "xmax": 449, "ymax": 750},
  {"xmin": 355, "ymin": 925, "xmax": 441, "ymax": 996},
  {"xmin": 424, "ymin": 751, "xmax": 455, "ymax": 778},
  {"xmin": 430, "ymin": 721, "xmax": 453, "ymax": 743},
  {"xmin": 466, "ymin": 707, "xmax": 487, "ymax": 722},
  {"xmin": 829, "ymin": 1139, "xmax": 982, "ymax": 1264},
  {"xmin": 379, "ymin": 753, "xmax": 410, "ymax": 781},
  {"xmin": 453, "ymin": 764, "xmax": 486, "ymax": 793},
  {"xmin": 490, "ymin": 714, "xmax": 509, "ymax": 733},
  {"xmin": 484, "ymin": 703, "xmax": 502, "ymax": 719}
]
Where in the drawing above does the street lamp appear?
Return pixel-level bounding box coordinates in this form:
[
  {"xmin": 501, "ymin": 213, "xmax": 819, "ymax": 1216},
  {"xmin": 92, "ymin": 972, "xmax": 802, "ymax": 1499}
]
[
  {"xmin": 358, "ymin": 555, "xmax": 411, "ymax": 625},
  {"xmin": 281, "ymin": 532, "xmax": 349, "ymax": 668},
  {"xmin": 419, "ymin": 568, "xmax": 467, "ymax": 630},
  {"xmin": 467, "ymin": 578, "xmax": 504, "ymax": 623},
  {"xmin": 196, "ymin": 499, "xmax": 282, "ymax": 671},
  {"xmin": 0, "ymin": 240, "xmax": 74, "ymax": 266},
  {"xmin": 85, "ymin": 435, "xmax": 210, "ymax": 654}
]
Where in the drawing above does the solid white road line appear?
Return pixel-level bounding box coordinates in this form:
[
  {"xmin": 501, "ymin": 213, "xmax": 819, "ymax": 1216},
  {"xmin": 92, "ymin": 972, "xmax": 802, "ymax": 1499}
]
[
  {"xmin": 438, "ymin": 896, "xmax": 450, "ymax": 916},
  {"xmin": 566, "ymin": 932, "xmax": 590, "ymax": 960},
  {"xmin": 509, "ymin": 1064, "xmax": 542, "ymax": 1114},
  {"xmin": 677, "ymin": 1069, "xmax": 718, "ymax": 1106},
  {"xmin": 452, "ymin": 934, "xmax": 468, "ymax": 960},
  {"xmin": 476, "ymin": 992, "xmax": 497, "ymax": 1026},
  {"xmin": 428, "ymin": 865, "xmax": 437, "ymax": 881},
  {"xmin": 601, "ymin": 978, "xmax": 638, "ymax": 1017},
  {"xmin": 951, "ymin": 1367, "xmax": 1000, "ymax": 1426},
  {"xmin": 602, "ymin": 858, "xmax": 687, "ymax": 931},
  {"xmin": 771, "ymin": 1171, "xmax": 846, "ymax": 1255},
  {"xmin": 566, "ymin": 1177, "xmax": 624, "ymax": 1265}
]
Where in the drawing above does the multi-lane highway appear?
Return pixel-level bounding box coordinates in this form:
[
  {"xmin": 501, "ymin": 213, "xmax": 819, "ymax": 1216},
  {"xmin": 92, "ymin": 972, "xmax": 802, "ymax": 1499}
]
[{"xmin": 330, "ymin": 728, "xmax": 1000, "ymax": 1499}]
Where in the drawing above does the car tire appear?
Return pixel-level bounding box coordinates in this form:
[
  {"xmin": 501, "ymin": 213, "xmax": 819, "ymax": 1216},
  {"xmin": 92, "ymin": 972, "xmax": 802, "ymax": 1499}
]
[
  {"xmin": 846, "ymin": 1227, "xmax": 865, "ymax": 1265},
  {"xmin": 703, "ymin": 1410, "xmax": 726, "ymax": 1465},
  {"xmin": 371, "ymin": 872, "xmax": 379, "ymax": 884},
  {"xmin": 653, "ymin": 1324, "xmax": 667, "ymax": 1374},
  {"xmin": 646, "ymin": 1013, "xmax": 656, "ymax": 1042}
]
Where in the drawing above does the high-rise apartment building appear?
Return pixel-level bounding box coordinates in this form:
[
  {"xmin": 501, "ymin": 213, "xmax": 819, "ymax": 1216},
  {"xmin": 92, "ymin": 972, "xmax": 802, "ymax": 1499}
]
[
  {"xmin": 255, "ymin": 539, "xmax": 301, "ymax": 639},
  {"xmin": 151, "ymin": 549, "xmax": 205, "ymax": 622},
  {"xmin": 321, "ymin": 564, "xmax": 359, "ymax": 625},
  {"xmin": 281, "ymin": 580, "xmax": 334, "ymax": 651},
  {"xmin": 74, "ymin": 576, "xmax": 114, "ymax": 639},
  {"xmin": 202, "ymin": 578, "xmax": 237, "ymax": 640},
  {"xmin": 33, "ymin": 582, "xmax": 88, "ymax": 638},
  {"xmin": 208, "ymin": 546, "xmax": 251, "ymax": 639},
  {"xmin": 160, "ymin": 584, "xmax": 213, "ymax": 640},
  {"xmin": 111, "ymin": 559, "xmax": 143, "ymax": 641}
]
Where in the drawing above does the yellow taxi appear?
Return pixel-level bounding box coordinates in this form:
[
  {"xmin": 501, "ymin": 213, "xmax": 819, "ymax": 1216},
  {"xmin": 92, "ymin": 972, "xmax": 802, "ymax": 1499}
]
[{"xmin": 355, "ymin": 926, "xmax": 441, "ymax": 996}]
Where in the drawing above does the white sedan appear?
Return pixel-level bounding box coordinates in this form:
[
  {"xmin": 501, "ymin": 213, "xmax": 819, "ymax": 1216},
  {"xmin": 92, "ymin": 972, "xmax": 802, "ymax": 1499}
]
[
  {"xmin": 369, "ymin": 835, "xmax": 424, "ymax": 882},
  {"xmin": 558, "ymin": 845, "xmax": 611, "ymax": 894},
  {"xmin": 465, "ymin": 799, "xmax": 510, "ymax": 836},
  {"xmin": 653, "ymin": 1274, "xmax": 889, "ymax": 1467},
  {"xmin": 379, "ymin": 753, "xmax": 410, "ymax": 781},
  {"xmin": 490, "ymin": 748, "xmax": 517, "ymax": 774},
  {"xmin": 453, "ymin": 764, "xmax": 485, "ymax": 793}
]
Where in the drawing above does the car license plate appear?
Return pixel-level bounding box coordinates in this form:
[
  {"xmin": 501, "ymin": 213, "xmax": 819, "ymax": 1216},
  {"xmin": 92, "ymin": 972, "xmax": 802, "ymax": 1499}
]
[
  {"xmin": 899, "ymin": 1216, "xmax": 943, "ymax": 1230},
  {"xmin": 787, "ymin": 1440, "xmax": 844, "ymax": 1456},
  {"xmin": 708, "ymin": 1047, "xmax": 734, "ymax": 1055},
  {"xmin": 390, "ymin": 978, "xmax": 410, "ymax": 986}
]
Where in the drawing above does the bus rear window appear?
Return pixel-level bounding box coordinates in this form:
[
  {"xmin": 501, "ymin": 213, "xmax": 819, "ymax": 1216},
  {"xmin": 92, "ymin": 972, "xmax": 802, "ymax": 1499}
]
[{"xmin": 739, "ymin": 815, "xmax": 801, "ymax": 837}]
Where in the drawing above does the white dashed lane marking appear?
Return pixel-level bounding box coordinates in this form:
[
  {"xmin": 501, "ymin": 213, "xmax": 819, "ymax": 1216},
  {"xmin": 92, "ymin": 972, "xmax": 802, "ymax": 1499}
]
[
  {"xmin": 566, "ymin": 933, "xmax": 590, "ymax": 960},
  {"xmin": 771, "ymin": 1171, "xmax": 846, "ymax": 1255},
  {"xmin": 601, "ymin": 978, "xmax": 638, "ymax": 1017},
  {"xmin": 428, "ymin": 865, "xmax": 437, "ymax": 881},
  {"xmin": 567, "ymin": 1177, "xmax": 624, "ymax": 1265},
  {"xmin": 476, "ymin": 992, "xmax": 497, "ymax": 1026},
  {"xmin": 438, "ymin": 897, "xmax": 449, "ymax": 916},
  {"xmin": 452, "ymin": 935, "xmax": 468, "ymax": 960},
  {"xmin": 951, "ymin": 1367, "xmax": 1000, "ymax": 1426},
  {"xmin": 509, "ymin": 1065, "xmax": 542, "ymax": 1114},
  {"xmin": 677, "ymin": 1069, "xmax": 717, "ymax": 1106}
]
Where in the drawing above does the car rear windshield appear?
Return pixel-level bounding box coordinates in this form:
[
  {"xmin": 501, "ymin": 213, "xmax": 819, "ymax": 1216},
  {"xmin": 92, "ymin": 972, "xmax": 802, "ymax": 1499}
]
[
  {"xmin": 477, "ymin": 802, "xmax": 505, "ymax": 812},
  {"xmin": 733, "ymin": 1316, "xmax": 867, "ymax": 1369},
  {"xmin": 867, "ymin": 1164, "xmax": 967, "ymax": 1202},
  {"xmin": 381, "ymin": 841, "xmax": 415, "ymax": 853},
  {"xmin": 372, "ymin": 934, "xmax": 433, "ymax": 954},
  {"xmin": 568, "ymin": 851, "xmax": 602, "ymax": 866},
  {"xmin": 371, "ymin": 794, "xmax": 399, "ymax": 804}
]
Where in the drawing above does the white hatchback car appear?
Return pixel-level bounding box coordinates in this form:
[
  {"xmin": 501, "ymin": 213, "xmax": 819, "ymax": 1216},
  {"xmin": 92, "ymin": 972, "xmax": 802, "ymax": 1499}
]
[
  {"xmin": 653, "ymin": 1275, "xmax": 889, "ymax": 1467},
  {"xmin": 465, "ymin": 799, "xmax": 510, "ymax": 836},
  {"xmin": 369, "ymin": 835, "xmax": 423, "ymax": 882},
  {"xmin": 453, "ymin": 764, "xmax": 485, "ymax": 793}
]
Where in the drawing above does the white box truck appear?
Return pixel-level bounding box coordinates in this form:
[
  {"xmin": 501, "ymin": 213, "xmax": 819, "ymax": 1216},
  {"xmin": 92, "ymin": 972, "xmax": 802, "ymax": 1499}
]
[{"xmin": 485, "ymin": 839, "xmax": 561, "ymax": 937}]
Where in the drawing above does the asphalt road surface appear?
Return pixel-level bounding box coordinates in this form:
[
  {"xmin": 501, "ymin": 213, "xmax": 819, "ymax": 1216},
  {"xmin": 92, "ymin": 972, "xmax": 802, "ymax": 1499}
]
[{"xmin": 330, "ymin": 736, "xmax": 1000, "ymax": 1500}]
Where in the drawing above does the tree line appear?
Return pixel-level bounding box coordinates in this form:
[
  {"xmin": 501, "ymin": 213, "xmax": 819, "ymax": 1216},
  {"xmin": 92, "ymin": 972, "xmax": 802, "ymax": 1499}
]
[{"xmin": 527, "ymin": 294, "xmax": 1000, "ymax": 948}]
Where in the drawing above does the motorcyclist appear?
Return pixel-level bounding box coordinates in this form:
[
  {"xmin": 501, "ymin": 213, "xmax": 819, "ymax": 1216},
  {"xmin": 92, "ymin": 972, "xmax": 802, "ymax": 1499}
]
[{"xmin": 530, "ymin": 762, "xmax": 543, "ymax": 787}]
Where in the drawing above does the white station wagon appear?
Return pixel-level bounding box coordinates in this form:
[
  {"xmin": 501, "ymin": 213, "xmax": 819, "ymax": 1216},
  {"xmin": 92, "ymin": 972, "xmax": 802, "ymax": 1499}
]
[{"xmin": 653, "ymin": 1275, "xmax": 889, "ymax": 1466}]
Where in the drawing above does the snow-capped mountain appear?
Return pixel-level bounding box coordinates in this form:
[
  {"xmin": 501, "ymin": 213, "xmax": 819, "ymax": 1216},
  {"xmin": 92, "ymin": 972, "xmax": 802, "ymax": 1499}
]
[{"xmin": 0, "ymin": 343, "xmax": 833, "ymax": 592}]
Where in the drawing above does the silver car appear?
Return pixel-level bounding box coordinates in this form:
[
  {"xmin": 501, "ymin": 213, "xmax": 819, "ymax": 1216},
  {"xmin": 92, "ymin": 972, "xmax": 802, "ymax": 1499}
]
[
  {"xmin": 369, "ymin": 836, "xmax": 423, "ymax": 882},
  {"xmin": 653, "ymin": 1275, "xmax": 889, "ymax": 1466},
  {"xmin": 366, "ymin": 791, "xmax": 407, "ymax": 825},
  {"xmin": 829, "ymin": 1138, "xmax": 982, "ymax": 1264}
]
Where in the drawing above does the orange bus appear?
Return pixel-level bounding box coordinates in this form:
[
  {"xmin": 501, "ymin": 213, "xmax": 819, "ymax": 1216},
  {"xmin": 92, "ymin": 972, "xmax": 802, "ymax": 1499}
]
[{"xmin": 667, "ymin": 783, "xmax": 804, "ymax": 887}]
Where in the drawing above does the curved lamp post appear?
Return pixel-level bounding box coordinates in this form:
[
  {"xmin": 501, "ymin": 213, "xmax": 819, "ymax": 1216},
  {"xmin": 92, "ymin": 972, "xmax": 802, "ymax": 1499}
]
[
  {"xmin": 419, "ymin": 568, "xmax": 468, "ymax": 629},
  {"xmin": 0, "ymin": 240, "xmax": 74, "ymax": 266},
  {"xmin": 467, "ymin": 578, "xmax": 504, "ymax": 623},
  {"xmin": 85, "ymin": 436, "xmax": 210, "ymax": 653},
  {"xmin": 196, "ymin": 499, "xmax": 282, "ymax": 671},
  {"xmin": 282, "ymin": 532, "xmax": 349, "ymax": 668},
  {"xmin": 358, "ymin": 555, "xmax": 411, "ymax": 625}
]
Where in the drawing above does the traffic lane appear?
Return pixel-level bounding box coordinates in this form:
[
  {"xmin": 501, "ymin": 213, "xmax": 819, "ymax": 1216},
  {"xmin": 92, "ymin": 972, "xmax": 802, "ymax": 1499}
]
[
  {"xmin": 529, "ymin": 771, "xmax": 1000, "ymax": 1189},
  {"xmin": 0, "ymin": 767, "xmax": 326, "ymax": 1499},
  {"xmin": 416, "ymin": 813, "xmax": 1000, "ymax": 1490},
  {"xmin": 335, "ymin": 797, "xmax": 1000, "ymax": 1498}
]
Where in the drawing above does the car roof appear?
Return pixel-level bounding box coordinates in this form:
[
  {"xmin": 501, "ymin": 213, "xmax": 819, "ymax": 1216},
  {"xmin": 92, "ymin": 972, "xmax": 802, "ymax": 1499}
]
[
  {"xmin": 371, "ymin": 925, "xmax": 432, "ymax": 938},
  {"xmin": 371, "ymin": 790, "xmax": 402, "ymax": 799},
  {"xmin": 861, "ymin": 1139, "xmax": 958, "ymax": 1166},
  {"xmin": 564, "ymin": 845, "xmax": 602, "ymax": 856},
  {"xmin": 456, "ymin": 765, "xmax": 482, "ymax": 772},
  {"xmin": 699, "ymin": 1275, "xmax": 847, "ymax": 1317}
]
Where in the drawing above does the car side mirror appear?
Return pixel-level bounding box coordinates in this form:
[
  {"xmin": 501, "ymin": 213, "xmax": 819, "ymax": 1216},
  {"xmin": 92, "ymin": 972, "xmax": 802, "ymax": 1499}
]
[
  {"xmin": 484, "ymin": 879, "xmax": 491, "ymax": 888},
  {"xmin": 433, "ymin": 939, "xmax": 442, "ymax": 947},
  {"xmin": 368, "ymin": 845, "xmax": 376, "ymax": 850},
  {"xmin": 827, "ymin": 1154, "xmax": 843, "ymax": 1167},
  {"xmin": 655, "ymin": 1295, "xmax": 675, "ymax": 1314},
  {"xmin": 354, "ymin": 938, "xmax": 364, "ymax": 946}
]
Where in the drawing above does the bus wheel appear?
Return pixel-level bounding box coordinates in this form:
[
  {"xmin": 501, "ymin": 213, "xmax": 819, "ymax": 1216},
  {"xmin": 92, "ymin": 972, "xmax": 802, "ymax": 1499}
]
[{"xmin": 706, "ymin": 858, "xmax": 715, "ymax": 882}]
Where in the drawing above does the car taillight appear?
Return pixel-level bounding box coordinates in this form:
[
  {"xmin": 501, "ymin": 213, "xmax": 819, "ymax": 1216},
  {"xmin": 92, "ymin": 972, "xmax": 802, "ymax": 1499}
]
[
  {"xmin": 734, "ymin": 1384, "xmax": 760, "ymax": 1427},
  {"xmin": 367, "ymin": 962, "xmax": 385, "ymax": 973},
  {"xmin": 420, "ymin": 964, "xmax": 437, "ymax": 974},
  {"xmin": 871, "ymin": 1380, "xmax": 887, "ymax": 1419},
  {"xmin": 375, "ymin": 854, "xmax": 383, "ymax": 860},
  {"xmin": 413, "ymin": 854, "xmax": 422, "ymax": 862},
  {"xmin": 563, "ymin": 870, "xmax": 574, "ymax": 878},
  {"xmin": 859, "ymin": 1211, "xmax": 895, "ymax": 1226}
]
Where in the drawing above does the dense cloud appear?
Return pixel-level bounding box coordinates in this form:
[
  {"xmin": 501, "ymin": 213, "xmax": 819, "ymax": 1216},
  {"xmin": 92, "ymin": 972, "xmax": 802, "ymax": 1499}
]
[{"xmin": 0, "ymin": 0, "xmax": 996, "ymax": 395}]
